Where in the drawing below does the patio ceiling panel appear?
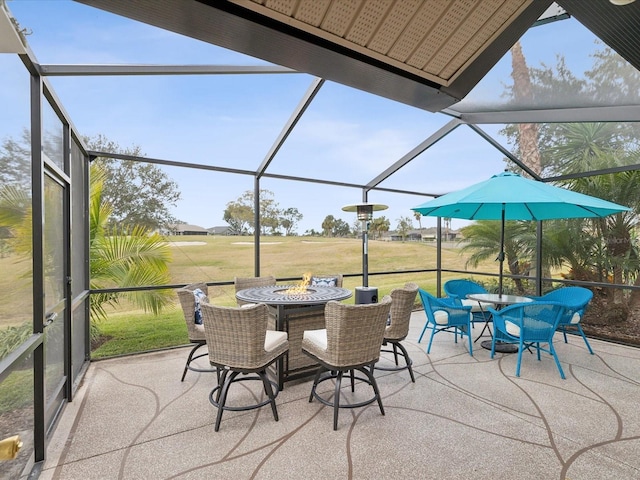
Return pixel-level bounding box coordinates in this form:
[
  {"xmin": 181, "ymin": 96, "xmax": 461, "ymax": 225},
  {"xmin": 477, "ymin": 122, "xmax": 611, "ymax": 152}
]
[
  {"xmin": 74, "ymin": 0, "xmax": 640, "ymax": 125},
  {"xmin": 75, "ymin": 0, "xmax": 551, "ymax": 112}
]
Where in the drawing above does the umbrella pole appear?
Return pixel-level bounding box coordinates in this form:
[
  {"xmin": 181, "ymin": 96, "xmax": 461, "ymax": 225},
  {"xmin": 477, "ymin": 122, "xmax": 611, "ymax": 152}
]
[{"xmin": 499, "ymin": 207, "xmax": 505, "ymax": 296}]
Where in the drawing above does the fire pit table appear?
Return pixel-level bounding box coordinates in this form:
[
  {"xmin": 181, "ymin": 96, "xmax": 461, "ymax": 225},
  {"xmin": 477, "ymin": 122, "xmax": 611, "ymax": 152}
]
[{"xmin": 236, "ymin": 285, "xmax": 352, "ymax": 389}]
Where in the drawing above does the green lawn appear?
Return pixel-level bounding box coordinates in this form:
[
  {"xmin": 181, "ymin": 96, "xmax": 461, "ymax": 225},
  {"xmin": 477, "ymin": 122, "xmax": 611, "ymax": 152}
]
[{"xmin": 92, "ymin": 235, "xmax": 495, "ymax": 358}]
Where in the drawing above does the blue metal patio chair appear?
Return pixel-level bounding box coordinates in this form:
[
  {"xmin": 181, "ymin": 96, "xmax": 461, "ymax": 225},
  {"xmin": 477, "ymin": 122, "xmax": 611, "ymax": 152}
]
[
  {"xmin": 418, "ymin": 289, "xmax": 473, "ymax": 356},
  {"xmin": 488, "ymin": 301, "xmax": 567, "ymax": 379},
  {"xmin": 530, "ymin": 286, "xmax": 594, "ymax": 354},
  {"xmin": 444, "ymin": 279, "xmax": 493, "ymax": 338}
]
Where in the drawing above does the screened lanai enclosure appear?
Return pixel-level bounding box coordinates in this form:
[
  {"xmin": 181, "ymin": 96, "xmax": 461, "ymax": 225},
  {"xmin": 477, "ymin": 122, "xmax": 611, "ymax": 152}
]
[{"xmin": 2, "ymin": 0, "xmax": 640, "ymax": 477}]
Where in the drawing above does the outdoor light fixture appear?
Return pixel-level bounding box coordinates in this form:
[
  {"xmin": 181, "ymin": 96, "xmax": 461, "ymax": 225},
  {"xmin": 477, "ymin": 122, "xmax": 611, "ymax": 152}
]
[{"xmin": 342, "ymin": 203, "xmax": 388, "ymax": 300}]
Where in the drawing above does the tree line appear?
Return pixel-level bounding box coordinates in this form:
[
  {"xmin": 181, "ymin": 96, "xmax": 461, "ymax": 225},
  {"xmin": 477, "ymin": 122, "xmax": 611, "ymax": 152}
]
[{"xmin": 222, "ymin": 189, "xmax": 302, "ymax": 236}]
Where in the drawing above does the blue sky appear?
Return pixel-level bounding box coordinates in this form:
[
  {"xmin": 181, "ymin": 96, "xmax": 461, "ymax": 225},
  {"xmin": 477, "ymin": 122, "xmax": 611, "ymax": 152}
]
[{"xmin": 4, "ymin": 1, "xmax": 604, "ymax": 234}]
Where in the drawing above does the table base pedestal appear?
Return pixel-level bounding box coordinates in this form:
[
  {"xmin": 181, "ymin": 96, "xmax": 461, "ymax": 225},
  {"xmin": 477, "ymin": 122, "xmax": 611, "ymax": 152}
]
[{"xmin": 481, "ymin": 340, "xmax": 518, "ymax": 354}]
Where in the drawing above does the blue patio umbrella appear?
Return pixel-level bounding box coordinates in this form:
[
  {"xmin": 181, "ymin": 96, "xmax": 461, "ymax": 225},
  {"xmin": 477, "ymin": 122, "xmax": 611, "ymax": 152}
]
[{"xmin": 411, "ymin": 172, "xmax": 630, "ymax": 294}]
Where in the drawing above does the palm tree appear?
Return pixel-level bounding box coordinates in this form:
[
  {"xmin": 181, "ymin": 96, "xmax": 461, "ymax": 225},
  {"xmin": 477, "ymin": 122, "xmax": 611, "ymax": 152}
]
[
  {"xmin": 547, "ymin": 123, "xmax": 624, "ymax": 174},
  {"xmin": 413, "ymin": 211, "xmax": 422, "ymax": 235},
  {"xmin": 459, "ymin": 220, "xmax": 535, "ymax": 294},
  {"xmin": 443, "ymin": 217, "xmax": 451, "ymax": 241},
  {"xmin": 510, "ymin": 41, "xmax": 542, "ymax": 175},
  {"xmin": 569, "ymin": 169, "xmax": 640, "ymax": 305},
  {"xmin": 549, "ymin": 123, "xmax": 640, "ymax": 305},
  {"xmin": 0, "ymin": 184, "xmax": 31, "ymax": 256},
  {"xmin": 0, "ymin": 165, "xmax": 173, "ymax": 324},
  {"xmin": 89, "ymin": 164, "xmax": 173, "ymax": 320},
  {"xmin": 539, "ymin": 219, "xmax": 602, "ymax": 284},
  {"xmin": 369, "ymin": 216, "xmax": 390, "ymax": 240}
]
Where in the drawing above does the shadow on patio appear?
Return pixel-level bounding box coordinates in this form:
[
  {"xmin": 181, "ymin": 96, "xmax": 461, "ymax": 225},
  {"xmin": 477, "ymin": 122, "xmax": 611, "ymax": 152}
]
[{"xmin": 40, "ymin": 311, "xmax": 640, "ymax": 479}]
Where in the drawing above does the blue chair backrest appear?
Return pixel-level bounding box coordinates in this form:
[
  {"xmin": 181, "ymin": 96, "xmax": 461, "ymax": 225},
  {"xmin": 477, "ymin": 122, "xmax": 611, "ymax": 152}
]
[
  {"xmin": 491, "ymin": 301, "xmax": 566, "ymax": 342},
  {"xmin": 540, "ymin": 287, "xmax": 592, "ymax": 308},
  {"xmin": 539, "ymin": 287, "xmax": 593, "ymax": 325},
  {"xmin": 418, "ymin": 289, "xmax": 471, "ymax": 327},
  {"xmin": 444, "ymin": 279, "xmax": 488, "ymax": 300}
]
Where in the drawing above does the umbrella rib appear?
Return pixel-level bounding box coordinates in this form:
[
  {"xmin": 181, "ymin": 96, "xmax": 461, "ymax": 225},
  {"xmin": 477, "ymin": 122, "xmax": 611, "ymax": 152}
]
[
  {"xmin": 468, "ymin": 205, "xmax": 482, "ymax": 220},
  {"xmin": 579, "ymin": 205, "xmax": 607, "ymax": 217},
  {"xmin": 524, "ymin": 204, "xmax": 537, "ymax": 221}
]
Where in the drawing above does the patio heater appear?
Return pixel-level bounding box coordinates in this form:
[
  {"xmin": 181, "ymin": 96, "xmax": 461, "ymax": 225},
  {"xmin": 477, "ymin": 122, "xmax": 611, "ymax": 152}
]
[{"xmin": 342, "ymin": 203, "xmax": 388, "ymax": 304}]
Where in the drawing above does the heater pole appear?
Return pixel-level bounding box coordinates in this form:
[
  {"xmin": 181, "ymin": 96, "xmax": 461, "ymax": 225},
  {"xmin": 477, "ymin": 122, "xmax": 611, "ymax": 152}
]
[
  {"xmin": 362, "ymin": 220, "xmax": 369, "ymax": 287},
  {"xmin": 341, "ymin": 202, "xmax": 388, "ymax": 298}
]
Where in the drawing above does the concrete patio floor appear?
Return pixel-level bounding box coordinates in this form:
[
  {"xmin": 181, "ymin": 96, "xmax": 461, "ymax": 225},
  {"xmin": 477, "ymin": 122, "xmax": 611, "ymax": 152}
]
[{"xmin": 40, "ymin": 311, "xmax": 640, "ymax": 479}]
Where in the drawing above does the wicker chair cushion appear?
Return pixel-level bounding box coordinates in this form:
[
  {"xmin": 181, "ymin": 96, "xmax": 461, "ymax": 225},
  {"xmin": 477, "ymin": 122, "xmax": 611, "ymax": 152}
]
[
  {"xmin": 311, "ymin": 276, "xmax": 338, "ymax": 287},
  {"xmin": 431, "ymin": 310, "xmax": 472, "ymax": 325},
  {"xmin": 505, "ymin": 318, "xmax": 551, "ymax": 337},
  {"xmin": 302, "ymin": 329, "xmax": 328, "ymax": 350},
  {"xmin": 309, "ymin": 274, "xmax": 343, "ymax": 288},
  {"xmin": 433, "ymin": 310, "xmax": 450, "ymax": 325},
  {"xmin": 265, "ymin": 330, "xmax": 288, "ymax": 352}
]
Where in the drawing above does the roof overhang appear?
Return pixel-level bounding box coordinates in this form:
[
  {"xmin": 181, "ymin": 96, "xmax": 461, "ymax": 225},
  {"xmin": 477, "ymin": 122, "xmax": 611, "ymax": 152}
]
[
  {"xmin": 0, "ymin": 3, "xmax": 27, "ymax": 53},
  {"xmin": 74, "ymin": 0, "xmax": 554, "ymax": 112},
  {"xmin": 72, "ymin": 0, "xmax": 640, "ymax": 115}
]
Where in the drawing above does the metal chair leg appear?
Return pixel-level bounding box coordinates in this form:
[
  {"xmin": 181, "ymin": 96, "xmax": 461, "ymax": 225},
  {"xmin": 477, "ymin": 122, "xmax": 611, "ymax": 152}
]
[
  {"xmin": 259, "ymin": 369, "xmax": 279, "ymax": 421},
  {"xmin": 333, "ymin": 371, "xmax": 343, "ymax": 431},
  {"xmin": 214, "ymin": 370, "xmax": 239, "ymax": 432}
]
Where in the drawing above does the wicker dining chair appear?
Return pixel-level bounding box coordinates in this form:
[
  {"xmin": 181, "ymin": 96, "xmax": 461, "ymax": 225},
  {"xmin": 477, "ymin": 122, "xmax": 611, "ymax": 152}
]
[
  {"xmin": 176, "ymin": 283, "xmax": 217, "ymax": 381},
  {"xmin": 234, "ymin": 275, "xmax": 277, "ymax": 306},
  {"xmin": 200, "ymin": 302, "xmax": 289, "ymax": 432},
  {"xmin": 309, "ymin": 274, "xmax": 343, "ymax": 287},
  {"xmin": 376, "ymin": 282, "xmax": 419, "ymax": 382},
  {"xmin": 301, "ymin": 296, "xmax": 392, "ymax": 430}
]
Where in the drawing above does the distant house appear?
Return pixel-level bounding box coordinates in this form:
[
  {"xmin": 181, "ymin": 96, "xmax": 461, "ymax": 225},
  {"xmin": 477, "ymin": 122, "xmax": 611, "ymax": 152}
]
[
  {"xmin": 386, "ymin": 229, "xmax": 423, "ymax": 241},
  {"xmin": 421, "ymin": 227, "xmax": 460, "ymax": 242},
  {"xmin": 382, "ymin": 227, "xmax": 461, "ymax": 242},
  {"xmin": 209, "ymin": 226, "xmax": 232, "ymax": 236},
  {"xmin": 167, "ymin": 224, "xmax": 209, "ymax": 236}
]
